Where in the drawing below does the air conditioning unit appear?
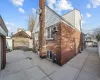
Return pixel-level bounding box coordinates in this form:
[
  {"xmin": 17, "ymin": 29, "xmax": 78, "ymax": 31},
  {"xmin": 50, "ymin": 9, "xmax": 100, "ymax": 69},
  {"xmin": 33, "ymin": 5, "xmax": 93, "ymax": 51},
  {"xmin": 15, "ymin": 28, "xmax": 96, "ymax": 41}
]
[{"xmin": 52, "ymin": 26, "xmax": 58, "ymax": 33}]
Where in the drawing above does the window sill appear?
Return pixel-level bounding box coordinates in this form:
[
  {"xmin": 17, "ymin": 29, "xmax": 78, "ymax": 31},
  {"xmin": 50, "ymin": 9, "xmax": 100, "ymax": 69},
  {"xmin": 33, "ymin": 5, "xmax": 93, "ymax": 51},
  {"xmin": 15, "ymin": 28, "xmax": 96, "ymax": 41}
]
[{"xmin": 46, "ymin": 38, "xmax": 54, "ymax": 40}]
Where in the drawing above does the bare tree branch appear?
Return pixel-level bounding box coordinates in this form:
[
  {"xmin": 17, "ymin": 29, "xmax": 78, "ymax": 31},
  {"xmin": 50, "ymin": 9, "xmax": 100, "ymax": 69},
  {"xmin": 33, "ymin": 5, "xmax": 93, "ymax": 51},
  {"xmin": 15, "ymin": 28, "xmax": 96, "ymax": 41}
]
[
  {"xmin": 28, "ymin": 14, "xmax": 34, "ymax": 32},
  {"xmin": 93, "ymin": 27, "xmax": 100, "ymax": 42}
]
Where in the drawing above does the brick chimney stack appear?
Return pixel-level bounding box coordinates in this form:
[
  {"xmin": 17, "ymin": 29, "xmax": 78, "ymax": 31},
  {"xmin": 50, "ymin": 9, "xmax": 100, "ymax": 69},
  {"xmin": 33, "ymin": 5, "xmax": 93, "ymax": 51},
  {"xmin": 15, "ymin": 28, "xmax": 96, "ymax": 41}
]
[{"xmin": 39, "ymin": 0, "xmax": 46, "ymax": 58}]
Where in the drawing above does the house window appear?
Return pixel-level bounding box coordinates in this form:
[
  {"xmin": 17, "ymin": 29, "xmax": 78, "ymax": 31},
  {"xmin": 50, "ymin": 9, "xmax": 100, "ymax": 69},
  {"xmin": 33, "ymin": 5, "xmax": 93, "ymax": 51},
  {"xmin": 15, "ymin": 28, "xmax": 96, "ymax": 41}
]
[{"xmin": 47, "ymin": 27, "xmax": 53, "ymax": 39}]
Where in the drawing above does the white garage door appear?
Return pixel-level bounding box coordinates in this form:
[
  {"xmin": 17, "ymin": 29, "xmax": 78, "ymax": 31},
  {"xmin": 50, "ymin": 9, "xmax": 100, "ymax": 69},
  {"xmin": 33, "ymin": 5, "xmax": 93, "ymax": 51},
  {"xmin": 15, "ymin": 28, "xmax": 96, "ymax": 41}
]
[{"xmin": 0, "ymin": 36, "xmax": 1, "ymax": 70}]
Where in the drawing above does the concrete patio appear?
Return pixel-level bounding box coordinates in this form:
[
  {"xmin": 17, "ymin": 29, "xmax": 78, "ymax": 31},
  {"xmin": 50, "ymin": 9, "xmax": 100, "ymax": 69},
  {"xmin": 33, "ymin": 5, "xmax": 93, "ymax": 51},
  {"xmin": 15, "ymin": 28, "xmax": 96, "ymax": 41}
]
[{"xmin": 0, "ymin": 47, "xmax": 100, "ymax": 80}]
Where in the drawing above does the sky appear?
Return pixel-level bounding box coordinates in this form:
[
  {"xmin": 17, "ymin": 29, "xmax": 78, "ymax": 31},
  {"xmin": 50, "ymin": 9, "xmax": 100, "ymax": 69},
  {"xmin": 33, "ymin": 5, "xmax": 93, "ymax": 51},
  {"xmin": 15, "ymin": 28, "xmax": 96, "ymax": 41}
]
[{"xmin": 0, "ymin": 0, "xmax": 100, "ymax": 35}]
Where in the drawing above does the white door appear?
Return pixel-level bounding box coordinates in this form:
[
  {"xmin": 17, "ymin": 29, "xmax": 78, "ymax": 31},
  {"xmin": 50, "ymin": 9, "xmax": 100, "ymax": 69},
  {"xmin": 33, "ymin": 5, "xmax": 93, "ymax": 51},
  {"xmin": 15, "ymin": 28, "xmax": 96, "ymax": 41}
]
[{"xmin": 0, "ymin": 36, "xmax": 1, "ymax": 70}]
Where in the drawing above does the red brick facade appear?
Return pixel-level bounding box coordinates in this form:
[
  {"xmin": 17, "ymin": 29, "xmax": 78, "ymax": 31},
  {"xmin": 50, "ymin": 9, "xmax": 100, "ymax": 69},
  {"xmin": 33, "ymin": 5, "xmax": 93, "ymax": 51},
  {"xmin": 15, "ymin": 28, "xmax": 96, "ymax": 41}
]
[
  {"xmin": 60, "ymin": 22, "xmax": 81, "ymax": 65},
  {"xmin": 40, "ymin": 21, "xmax": 82, "ymax": 65}
]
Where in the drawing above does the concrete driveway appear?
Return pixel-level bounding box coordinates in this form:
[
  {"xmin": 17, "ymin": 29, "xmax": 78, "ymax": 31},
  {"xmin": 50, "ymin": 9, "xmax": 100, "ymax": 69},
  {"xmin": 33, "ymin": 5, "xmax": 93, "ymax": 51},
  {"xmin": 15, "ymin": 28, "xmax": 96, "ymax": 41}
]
[{"xmin": 0, "ymin": 47, "xmax": 100, "ymax": 80}]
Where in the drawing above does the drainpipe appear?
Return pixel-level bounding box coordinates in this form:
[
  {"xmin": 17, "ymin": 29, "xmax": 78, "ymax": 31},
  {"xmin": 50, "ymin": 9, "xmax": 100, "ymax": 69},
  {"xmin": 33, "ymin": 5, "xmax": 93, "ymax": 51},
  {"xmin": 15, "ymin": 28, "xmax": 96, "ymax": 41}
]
[{"xmin": 39, "ymin": 0, "xmax": 46, "ymax": 58}]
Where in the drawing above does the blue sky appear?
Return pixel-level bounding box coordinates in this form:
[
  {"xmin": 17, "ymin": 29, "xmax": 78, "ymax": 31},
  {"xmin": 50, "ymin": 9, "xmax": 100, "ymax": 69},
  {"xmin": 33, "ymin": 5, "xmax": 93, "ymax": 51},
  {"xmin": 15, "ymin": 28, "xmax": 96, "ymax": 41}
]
[{"xmin": 0, "ymin": 0, "xmax": 100, "ymax": 34}]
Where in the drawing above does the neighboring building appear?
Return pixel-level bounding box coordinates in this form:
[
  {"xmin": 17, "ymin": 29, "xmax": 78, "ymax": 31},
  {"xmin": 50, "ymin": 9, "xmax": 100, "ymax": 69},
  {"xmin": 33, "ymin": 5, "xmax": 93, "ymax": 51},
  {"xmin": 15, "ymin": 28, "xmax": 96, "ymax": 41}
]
[
  {"xmin": 0, "ymin": 16, "xmax": 8, "ymax": 70},
  {"xmin": 85, "ymin": 33, "xmax": 97, "ymax": 47},
  {"xmin": 12, "ymin": 29, "xmax": 33, "ymax": 49},
  {"xmin": 33, "ymin": 6, "xmax": 83, "ymax": 65}
]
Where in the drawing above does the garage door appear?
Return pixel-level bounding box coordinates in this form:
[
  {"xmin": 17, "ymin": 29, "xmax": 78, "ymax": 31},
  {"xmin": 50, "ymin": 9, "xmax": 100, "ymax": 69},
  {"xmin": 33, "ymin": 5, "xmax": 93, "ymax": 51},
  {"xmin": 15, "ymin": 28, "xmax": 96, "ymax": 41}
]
[
  {"xmin": 0, "ymin": 36, "xmax": 1, "ymax": 70},
  {"xmin": 13, "ymin": 38, "xmax": 29, "ymax": 49}
]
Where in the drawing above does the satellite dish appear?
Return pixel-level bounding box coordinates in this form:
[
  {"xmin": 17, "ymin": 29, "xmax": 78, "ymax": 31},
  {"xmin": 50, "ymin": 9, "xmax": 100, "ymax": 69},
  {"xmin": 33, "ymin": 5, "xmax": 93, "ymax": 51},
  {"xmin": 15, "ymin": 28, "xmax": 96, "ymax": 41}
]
[{"xmin": 36, "ymin": 8, "xmax": 42, "ymax": 14}]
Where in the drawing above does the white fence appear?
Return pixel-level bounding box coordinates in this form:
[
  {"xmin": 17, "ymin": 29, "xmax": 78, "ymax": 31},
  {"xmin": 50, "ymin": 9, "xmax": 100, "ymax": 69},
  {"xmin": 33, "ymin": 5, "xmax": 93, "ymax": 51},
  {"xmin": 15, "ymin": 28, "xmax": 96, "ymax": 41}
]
[{"xmin": 98, "ymin": 42, "xmax": 100, "ymax": 57}]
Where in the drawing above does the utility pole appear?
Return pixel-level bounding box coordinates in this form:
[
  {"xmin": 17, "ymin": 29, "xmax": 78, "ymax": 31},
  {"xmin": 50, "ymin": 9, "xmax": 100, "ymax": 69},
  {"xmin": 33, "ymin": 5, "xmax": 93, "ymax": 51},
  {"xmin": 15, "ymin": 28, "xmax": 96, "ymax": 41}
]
[{"xmin": 39, "ymin": 0, "xmax": 46, "ymax": 58}]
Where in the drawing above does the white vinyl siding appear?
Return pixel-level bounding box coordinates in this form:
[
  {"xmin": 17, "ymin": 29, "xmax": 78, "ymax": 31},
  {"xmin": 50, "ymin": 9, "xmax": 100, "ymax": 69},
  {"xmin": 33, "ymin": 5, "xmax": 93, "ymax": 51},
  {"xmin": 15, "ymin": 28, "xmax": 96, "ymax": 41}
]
[
  {"xmin": 75, "ymin": 10, "xmax": 81, "ymax": 31},
  {"xmin": 62, "ymin": 10, "xmax": 75, "ymax": 28},
  {"xmin": 45, "ymin": 6, "xmax": 61, "ymax": 28},
  {"xmin": 62, "ymin": 9, "xmax": 82, "ymax": 31},
  {"xmin": 33, "ymin": 6, "xmax": 61, "ymax": 33}
]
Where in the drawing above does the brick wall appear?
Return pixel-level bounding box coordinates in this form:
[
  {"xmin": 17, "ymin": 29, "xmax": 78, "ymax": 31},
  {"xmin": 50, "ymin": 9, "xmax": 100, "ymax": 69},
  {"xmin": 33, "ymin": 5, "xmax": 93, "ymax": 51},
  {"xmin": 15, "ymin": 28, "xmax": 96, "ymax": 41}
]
[
  {"xmin": 45, "ymin": 22, "xmax": 61, "ymax": 64},
  {"xmin": 40, "ymin": 21, "xmax": 81, "ymax": 65},
  {"xmin": 60, "ymin": 22, "xmax": 81, "ymax": 65}
]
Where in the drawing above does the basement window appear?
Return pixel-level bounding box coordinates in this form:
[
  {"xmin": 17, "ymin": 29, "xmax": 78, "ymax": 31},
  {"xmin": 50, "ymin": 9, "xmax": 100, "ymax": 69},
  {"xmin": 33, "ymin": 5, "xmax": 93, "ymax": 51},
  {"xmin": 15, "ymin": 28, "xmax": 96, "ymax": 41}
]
[{"xmin": 46, "ymin": 50, "xmax": 53, "ymax": 60}]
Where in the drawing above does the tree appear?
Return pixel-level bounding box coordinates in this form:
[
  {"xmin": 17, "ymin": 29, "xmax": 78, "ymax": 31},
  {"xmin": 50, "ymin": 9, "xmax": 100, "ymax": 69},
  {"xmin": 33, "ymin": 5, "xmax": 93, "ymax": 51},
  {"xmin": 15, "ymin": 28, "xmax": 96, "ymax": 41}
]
[
  {"xmin": 28, "ymin": 14, "xmax": 36, "ymax": 52},
  {"xmin": 28, "ymin": 15, "xmax": 34, "ymax": 33},
  {"xmin": 93, "ymin": 27, "xmax": 100, "ymax": 42}
]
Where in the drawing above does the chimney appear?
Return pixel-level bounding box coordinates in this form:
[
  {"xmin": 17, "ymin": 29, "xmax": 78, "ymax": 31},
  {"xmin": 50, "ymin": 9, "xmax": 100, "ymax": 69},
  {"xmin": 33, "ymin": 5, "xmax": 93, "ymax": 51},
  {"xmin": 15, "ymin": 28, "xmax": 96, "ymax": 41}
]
[{"xmin": 39, "ymin": 0, "xmax": 46, "ymax": 58}]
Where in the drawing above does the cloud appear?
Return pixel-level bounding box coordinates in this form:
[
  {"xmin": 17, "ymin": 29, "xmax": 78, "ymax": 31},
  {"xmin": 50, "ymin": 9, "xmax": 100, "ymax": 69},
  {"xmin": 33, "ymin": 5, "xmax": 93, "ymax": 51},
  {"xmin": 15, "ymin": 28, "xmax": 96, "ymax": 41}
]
[
  {"xmin": 18, "ymin": 8, "xmax": 25, "ymax": 13},
  {"xmin": 8, "ymin": 27, "xmax": 12, "ymax": 30},
  {"xmin": 86, "ymin": 13, "xmax": 92, "ymax": 18},
  {"xmin": 87, "ymin": 4, "xmax": 91, "ymax": 9},
  {"xmin": 32, "ymin": 8, "xmax": 36, "ymax": 14},
  {"xmin": 81, "ymin": 14, "xmax": 86, "ymax": 26},
  {"xmin": 47, "ymin": 0, "xmax": 56, "ymax": 9},
  {"xmin": 91, "ymin": 0, "xmax": 100, "ymax": 8},
  {"xmin": 5, "ymin": 22, "xmax": 15, "ymax": 27},
  {"xmin": 11, "ymin": 0, "xmax": 24, "ymax": 7},
  {"xmin": 32, "ymin": 8, "xmax": 36, "ymax": 17},
  {"xmin": 5, "ymin": 22, "xmax": 16, "ymax": 32},
  {"xmin": 47, "ymin": 0, "xmax": 73, "ymax": 15}
]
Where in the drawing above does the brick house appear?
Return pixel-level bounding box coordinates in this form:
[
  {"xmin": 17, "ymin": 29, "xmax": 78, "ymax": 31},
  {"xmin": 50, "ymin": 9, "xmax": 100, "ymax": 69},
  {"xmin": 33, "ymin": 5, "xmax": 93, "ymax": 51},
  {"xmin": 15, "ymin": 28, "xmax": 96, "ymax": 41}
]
[
  {"xmin": 33, "ymin": 6, "xmax": 83, "ymax": 65},
  {"xmin": 0, "ymin": 16, "xmax": 8, "ymax": 70}
]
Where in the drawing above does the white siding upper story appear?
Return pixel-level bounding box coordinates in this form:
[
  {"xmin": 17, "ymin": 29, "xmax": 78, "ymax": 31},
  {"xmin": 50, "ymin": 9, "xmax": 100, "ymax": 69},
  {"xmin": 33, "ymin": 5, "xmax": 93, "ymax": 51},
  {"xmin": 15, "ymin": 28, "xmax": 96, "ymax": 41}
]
[
  {"xmin": 62, "ymin": 9, "xmax": 82, "ymax": 31},
  {"xmin": 33, "ymin": 6, "xmax": 61, "ymax": 40},
  {"xmin": 75, "ymin": 10, "xmax": 82, "ymax": 31},
  {"xmin": 33, "ymin": 6, "xmax": 61, "ymax": 33},
  {"xmin": 33, "ymin": 6, "xmax": 82, "ymax": 41},
  {"xmin": 63, "ymin": 10, "xmax": 75, "ymax": 29},
  {"xmin": 45, "ymin": 6, "xmax": 61, "ymax": 28}
]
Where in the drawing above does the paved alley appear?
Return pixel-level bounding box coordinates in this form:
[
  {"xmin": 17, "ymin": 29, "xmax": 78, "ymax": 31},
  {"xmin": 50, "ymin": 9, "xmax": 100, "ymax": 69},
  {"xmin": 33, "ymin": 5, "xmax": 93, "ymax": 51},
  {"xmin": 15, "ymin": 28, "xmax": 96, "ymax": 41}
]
[{"xmin": 0, "ymin": 47, "xmax": 100, "ymax": 80}]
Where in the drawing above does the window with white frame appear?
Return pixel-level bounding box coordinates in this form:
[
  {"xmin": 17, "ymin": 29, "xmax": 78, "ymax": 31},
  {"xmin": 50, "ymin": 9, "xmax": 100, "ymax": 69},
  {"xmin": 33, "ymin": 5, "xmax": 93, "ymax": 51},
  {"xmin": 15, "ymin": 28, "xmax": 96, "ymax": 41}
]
[{"xmin": 46, "ymin": 27, "xmax": 53, "ymax": 39}]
